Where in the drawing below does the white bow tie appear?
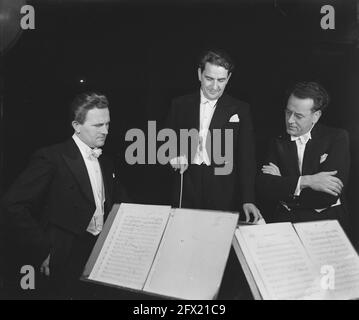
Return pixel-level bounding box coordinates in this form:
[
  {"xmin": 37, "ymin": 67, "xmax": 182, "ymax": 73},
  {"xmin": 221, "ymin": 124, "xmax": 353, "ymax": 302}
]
[
  {"xmin": 291, "ymin": 135, "xmax": 311, "ymax": 145},
  {"xmin": 87, "ymin": 148, "xmax": 102, "ymax": 159},
  {"xmin": 202, "ymin": 99, "xmax": 217, "ymax": 108}
]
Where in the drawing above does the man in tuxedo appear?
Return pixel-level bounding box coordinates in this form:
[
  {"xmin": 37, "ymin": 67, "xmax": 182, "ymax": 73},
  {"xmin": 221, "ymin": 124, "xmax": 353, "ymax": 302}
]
[
  {"xmin": 0, "ymin": 92, "xmax": 128, "ymax": 298},
  {"xmin": 258, "ymin": 82, "xmax": 350, "ymax": 231},
  {"xmin": 166, "ymin": 49, "xmax": 261, "ymax": 222}
]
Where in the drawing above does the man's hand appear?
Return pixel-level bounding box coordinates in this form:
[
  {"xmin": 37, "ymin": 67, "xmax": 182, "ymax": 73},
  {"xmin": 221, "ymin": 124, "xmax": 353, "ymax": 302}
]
[
  {"xmin": 261, "ymin": 162, "xmax": 281, "ymax": 176},
  {"xmin": 40, "ymin": 254, "xmax": 50, "ymax": 276},
  {"xmin": 170, "ymin": 155, "xmax": 188, "ymax": 174},
  {"xmin": 242, "ymin": 203, "xmax": 262, "ymax": 223},
  {"xmin": 301, "ymin": 171, "xmax": 343, "ymax": 196}
]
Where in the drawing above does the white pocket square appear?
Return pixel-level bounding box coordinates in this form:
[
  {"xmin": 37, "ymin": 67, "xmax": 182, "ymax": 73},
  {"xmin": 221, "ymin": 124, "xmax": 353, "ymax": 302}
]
[
  {"xmin": 229, "ymin": 114, "xmax": 240, "ymax": 122},
  {"xmin": 320, "ymin": 153, "xmax": 328, "ymax": 163}
]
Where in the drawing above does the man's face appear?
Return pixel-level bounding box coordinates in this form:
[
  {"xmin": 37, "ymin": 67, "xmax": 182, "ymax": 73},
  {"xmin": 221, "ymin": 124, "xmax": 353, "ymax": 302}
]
[
  {"xmin": 285, "ymin": 94, "xmax": 321, "ymax": 137},
  {"xmin": 198, "ymin": 62, "xmax": 231, "ymax": 101},
  {"xmin": 74, "ymin": 108, "xmax": 110, "ymax": 148}
]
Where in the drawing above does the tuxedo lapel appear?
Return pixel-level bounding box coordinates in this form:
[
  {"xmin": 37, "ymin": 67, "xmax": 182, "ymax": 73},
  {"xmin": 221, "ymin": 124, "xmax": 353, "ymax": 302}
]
[
  {"xmin": 203, "ymin": 95, "xmax": 236, "ymax": 157},
  {"xmin": 280, "ymin": 137, "xmax": 301, "ymax": 176},
  {"xmin": 193, "ymin": 93, "xmax": 200, "ymax": 130},
  {"xmin": 99, "ymin": 157, "xmax": 113, "ymax": 212},
  {"xmin": 62, "ymin": 139, "xmax": 95, "ymax": 204},
  {"xmin": 184, "ymin": 92, "xmax": 200, "ymax": 130},
  {"xmin": 302, "ymin": 125, "xmax": 322, "ymax": 175},
  {"xmin": 209, "ymin": 95, "xmax": 237, "ymax": 130}
]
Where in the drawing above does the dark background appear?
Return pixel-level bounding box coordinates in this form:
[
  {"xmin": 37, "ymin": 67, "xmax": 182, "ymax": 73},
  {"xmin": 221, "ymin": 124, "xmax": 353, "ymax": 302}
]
[{"xmin": 1, "ymin": 0, "xmax": 359, "ymax": 238}]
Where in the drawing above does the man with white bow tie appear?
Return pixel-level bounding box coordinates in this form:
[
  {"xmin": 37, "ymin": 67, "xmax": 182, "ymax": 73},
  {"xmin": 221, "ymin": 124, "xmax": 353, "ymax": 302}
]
[
  {"xmin": 1, "ymin": 92, "xmax": 129, "ymax": 298},
  {"xmin": 258, "ymin": 82, "xmax": 350, "ymax": 231},
  {"xmin": 166, "ymin": 49, "xmax": 261, "ymax": 222},
  {"xmin": 165, "ymin": 49, "xmax": 262, "ymax": 300}
]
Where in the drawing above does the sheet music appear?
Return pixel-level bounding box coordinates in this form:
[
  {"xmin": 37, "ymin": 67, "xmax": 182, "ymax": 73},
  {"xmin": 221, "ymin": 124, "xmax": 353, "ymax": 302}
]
[
  {"xmin": 294, "ymin": 220, "xmax": 359, "ymax": 300},
  {"xmin": 237, "ymin": 223, "xmax": 322, "ymax": 300},
  {"xmin": 88, "ymin": 203, "xmax": 171, "ymax": 290},
  {"xmin": 233, "ymin": 228, "xmax": 265, "ymax": 300},
  {"xmin": 144, "ymin": 208, "xmax": 238, "ymax": 299}
]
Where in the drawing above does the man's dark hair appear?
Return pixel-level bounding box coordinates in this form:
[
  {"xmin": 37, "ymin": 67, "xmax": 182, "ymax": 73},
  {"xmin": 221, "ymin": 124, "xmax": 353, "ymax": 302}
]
[
  {"xmin": 70, "ymin": 92, "xmax": 109, "ymax": 124},
  {"xmin": 288, "ymin": 81, "xmax": 330, "ymax": 112},
  {"xmin": 198, "ymin": 49, "xmax": 235, "ymax": 74}
]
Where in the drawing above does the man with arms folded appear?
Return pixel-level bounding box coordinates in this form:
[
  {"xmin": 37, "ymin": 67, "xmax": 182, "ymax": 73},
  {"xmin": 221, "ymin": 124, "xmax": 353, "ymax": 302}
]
[{"xmin": 258, "ymin": 82, "xmax": 349, "ymax": 231}]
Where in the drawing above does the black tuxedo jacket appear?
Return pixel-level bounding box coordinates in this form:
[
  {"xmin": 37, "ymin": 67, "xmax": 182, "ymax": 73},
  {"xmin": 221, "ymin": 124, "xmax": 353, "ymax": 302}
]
[
  {"xmin": 166, "ymin": 92, "xmax": 256, "ymax": 210},
  {"xmin": 257, "ymin": 124, "xmax": 350, "ymax": 225},
  {"xmin": 0, "ymin": 139, "xmax": 128, "ymax": 269}
]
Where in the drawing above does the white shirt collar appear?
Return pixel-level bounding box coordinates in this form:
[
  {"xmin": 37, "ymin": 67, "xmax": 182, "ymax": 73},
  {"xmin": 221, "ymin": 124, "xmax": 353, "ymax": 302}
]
[
  {"xmin": 200, "ymin": 89, "xmax": 218, "ymax": 108},
  {"xmin": 73, "ymin": 133, "xmax": 92, "ymax": 153},
  {"xmin": 290, "ymin": 126, "xmax": 313, "ymax": 144},
  {"xmin": 72, "ymin": 134, "xmax": 102, "ymax": 159}
]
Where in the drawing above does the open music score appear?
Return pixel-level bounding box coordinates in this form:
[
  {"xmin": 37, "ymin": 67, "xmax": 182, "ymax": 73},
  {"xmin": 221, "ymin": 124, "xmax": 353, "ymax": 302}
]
[
  {"xmin": 233, "ymin": 220, "xmax": 359, "ymax": 300},
  {"xmin": 83, "ymin": 203, "xmax": 238, "ymax": 300},
  {"xmin": 295, "ymin": 221, "xmax": 359, "ymax": 299},
  {"xmin": 88, "ymin": 204, "xmax": 170, "ymax": 290}
]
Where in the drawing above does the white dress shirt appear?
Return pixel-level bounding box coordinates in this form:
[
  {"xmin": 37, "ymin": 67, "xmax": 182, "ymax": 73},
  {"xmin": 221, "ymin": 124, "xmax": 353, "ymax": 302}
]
[
  {"xmin": 292, "ymin": 129, "xmax": 312, "ymax": 195},
  {"xmin": 193, "ymin": 90, "xmax": 218, "ymax": 165},
  {"xmin": 72, "ymin": 134, "xmax": 105, "ymax": 235}
]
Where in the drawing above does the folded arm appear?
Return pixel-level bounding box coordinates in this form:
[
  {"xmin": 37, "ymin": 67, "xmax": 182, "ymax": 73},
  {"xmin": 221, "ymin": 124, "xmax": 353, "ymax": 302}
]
[
  {"xmin": 298, "ymin": 132, "xmax": 349, "ymax": 208},
  {"xmin": 258, "ymin": 130, "xmax": 350, "ymax": 209}
]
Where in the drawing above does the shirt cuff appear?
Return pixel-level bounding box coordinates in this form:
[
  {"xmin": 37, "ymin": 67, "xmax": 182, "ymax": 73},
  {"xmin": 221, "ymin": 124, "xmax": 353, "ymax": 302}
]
[{"xmin": 294, "ymin": 176, "xmax": 302, "ymax": 196}]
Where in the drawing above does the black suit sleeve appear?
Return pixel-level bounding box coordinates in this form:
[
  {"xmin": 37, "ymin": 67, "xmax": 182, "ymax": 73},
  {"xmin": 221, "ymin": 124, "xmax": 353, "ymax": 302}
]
[
  {"xmin": 165, "ymin": 98, "xmax": 182, "ymax": 160},
  {"xmin": 238, "ymin": 105, "xmax": 257, "ymax": 203},
  {"xmin": 257, "ymin": 139, "xmax": 299, "ymax": 202},
  {"xmin": 298, "ymin": 130, "xmax": 350, "ymax": 208},
  {"xmin": 258, "ymin": 130, "xmax": 350, "ymax": 209},
  {"xmin": 164, "ymin": 98, "xmax": 185, "ymax": 178},
  {"xmin": 0, "ymin": 149, "xmax": 54, "ymax": 263}
]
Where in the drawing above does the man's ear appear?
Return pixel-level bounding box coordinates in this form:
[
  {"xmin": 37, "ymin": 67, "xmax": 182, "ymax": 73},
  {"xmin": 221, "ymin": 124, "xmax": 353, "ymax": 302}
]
[
  {"xmin": 198, "ymin": 68, "xmax": 202, "ymax": 81},
  {"xmin": 72, "ymin": 121, "xmax": 81, "ymax": 134},
  {"xmin": 313, "ymin": 110, "xmax": 322, "ymax": 124}
]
